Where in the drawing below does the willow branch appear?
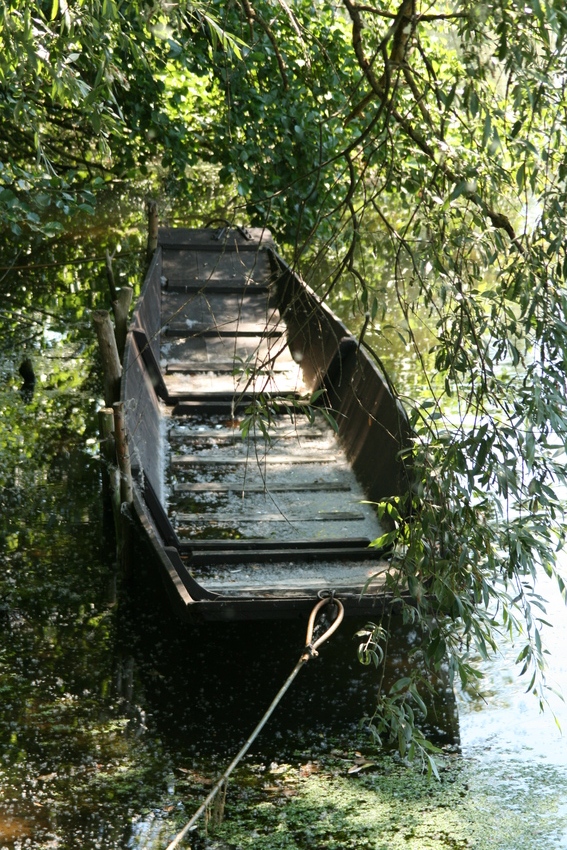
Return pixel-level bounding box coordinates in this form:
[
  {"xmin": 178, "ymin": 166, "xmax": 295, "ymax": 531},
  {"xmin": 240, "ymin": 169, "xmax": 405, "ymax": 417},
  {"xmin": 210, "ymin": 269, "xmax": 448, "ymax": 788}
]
[
  {"xmin": 356, "ymin": 7, "xmax": 469, "ymax": 21},
  {"xmin": 274, "ymin": 0, "xmax": 311, "ymax": 68},
  {"xmin": 340, "ymin": 0, "xmax": 525, "ymax": 252},
  {"xmin": 342, "ymin": 0, "xmax": 384, "ymax": 97},
  {"xmin": 388, "ymin": 103, "xmax": 523, "ymax": 250},
  {"xmin": 343, "ymin": 0, "xmax": 415, "ymax": 121},
  {"xmin": 403, "ymin": 66, "xmax": 432, "ymax": 126},
  {"xmin": 240, "ymin": 0, "xmax": 289, "ymax": 89}
]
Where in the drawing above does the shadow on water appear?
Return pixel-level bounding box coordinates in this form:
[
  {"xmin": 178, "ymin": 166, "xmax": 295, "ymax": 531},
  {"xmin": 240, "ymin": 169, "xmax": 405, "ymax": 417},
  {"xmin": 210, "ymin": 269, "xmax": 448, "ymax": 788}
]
[
  {"xmin": 120, "ymin": 539, "xmax": 460, "ymax": 766},
  {"xmin": 116, "ymin": 547, "xmax": 463, "ymax": 850}
]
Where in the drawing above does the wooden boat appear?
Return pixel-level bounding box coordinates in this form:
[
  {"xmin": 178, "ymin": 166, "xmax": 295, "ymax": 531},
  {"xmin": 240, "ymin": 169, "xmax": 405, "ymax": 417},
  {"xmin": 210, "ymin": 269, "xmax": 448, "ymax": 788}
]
[{"xmin": 121, "ymin": 225, "xmax": 411, "ymax": 620}]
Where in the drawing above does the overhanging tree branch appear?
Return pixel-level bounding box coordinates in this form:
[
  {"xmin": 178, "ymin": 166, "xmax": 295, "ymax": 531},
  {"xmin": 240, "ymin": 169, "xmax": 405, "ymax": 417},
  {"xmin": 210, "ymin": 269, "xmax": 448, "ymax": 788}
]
[{"xmin": 340, "ymin": 0, "xmax": 525, "ymax": 252}]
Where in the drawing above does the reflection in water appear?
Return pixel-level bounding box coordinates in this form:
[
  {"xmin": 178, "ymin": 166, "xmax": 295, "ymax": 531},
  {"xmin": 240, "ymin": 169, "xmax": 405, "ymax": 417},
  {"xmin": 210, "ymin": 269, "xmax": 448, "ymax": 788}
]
[
  {"xmin": 0, "ymin": 203, "xmax": 161, "ymax": 849},
  {"xmin": 458, "ymin": 565, "xmax": 567, "ymax": 764},
  {"xmin": 123, "ymin": 549, "xmax": 460, "ymax": 763}
]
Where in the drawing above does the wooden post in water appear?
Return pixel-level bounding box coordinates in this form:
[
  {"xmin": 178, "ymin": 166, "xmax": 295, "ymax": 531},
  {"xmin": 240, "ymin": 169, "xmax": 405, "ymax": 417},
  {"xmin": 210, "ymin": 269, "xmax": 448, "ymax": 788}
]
[
  {"xmin": 98, "ymin": 407, "xmax": 121, "ymax": 601},
  {"xmin": 113, "ymin": 401, "xmax": 133, "ymax": 505},
  {"xmin": 98, "ymin": 407, "xmax": 120, "ymax": 539},
  {"xmin": 93, "ymin": 309, "xmax": 122, "ymax": 407},
  {"xmin": 112, "ymin": 286, "xmax": 133, "ymax": 363},
  {"xmin": 113, "ymin": 401, "xmax": 133, "ymax": 575},
  {"xmin": 146, "ymin": 200, "xmax": 158, "ymax": 260}
]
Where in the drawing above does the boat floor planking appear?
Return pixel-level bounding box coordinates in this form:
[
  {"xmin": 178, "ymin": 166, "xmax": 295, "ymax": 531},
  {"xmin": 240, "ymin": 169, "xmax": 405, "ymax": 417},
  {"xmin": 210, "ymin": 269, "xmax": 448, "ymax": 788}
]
[
  {"xmin": 122, "ymin": 226, "xmax": 411, "ymax": 620},
  {"xmin": 166, "ymin": 413, "xmax": 382, "ymax": 543}
]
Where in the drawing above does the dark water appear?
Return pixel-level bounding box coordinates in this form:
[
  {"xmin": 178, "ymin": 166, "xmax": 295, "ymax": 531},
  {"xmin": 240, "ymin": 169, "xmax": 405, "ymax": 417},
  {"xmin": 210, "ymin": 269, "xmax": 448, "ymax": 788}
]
[{"xmin": 1, "ymin": 195, "xmax": 566, "ymax": 849}]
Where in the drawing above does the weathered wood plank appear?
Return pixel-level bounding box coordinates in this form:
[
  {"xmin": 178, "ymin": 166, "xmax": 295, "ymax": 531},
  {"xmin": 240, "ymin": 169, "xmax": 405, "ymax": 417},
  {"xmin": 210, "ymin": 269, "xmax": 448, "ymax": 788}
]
[
  {"xmin": 165, "ymin": 361, "xmax": 291, "ymax": 374},
  {"xmin": 170, "ymin": 389, "xmax": 313, "ymax": 414},
  {"xmin": 169, "ymin": 417, "xmax": 327, "ymax": 433},
  {"xmin": 159, "ymin": 226, "xmax": 273, "ymax": 249},
  {"xmin": 167, "ymin": 389, "xmax": 308, "ymax": 405},
  {"xmin": 161, "ymin": 247, "xmax": 273, "ymax": 281},
  {"xmin": 161, "ymin": 334, "xmax": 290, "ymax": 367},
  {"xmin": 165, "ymin": 280, "xmax": 271, "ymax": 294},
  {"xmin": 181, "ymin": 547, "xmax": 382, "ymax": 567},
  {"xmin": 171, "ymin": 453, "xmax": 341, "ymax": 465},
  {"xmin": 168, "ymin": 427, "xmax": 328, "ymax": 441},
  {"xmin": 176, "ymin": 511, "xmax": 366, "ymax": 523},
  {"xmin": 172, "ymin": 481, "xmax": 351, "ymax": 492},
  {"xmin": 161, "ymin": 290, "xmax": 276, "ymax": 320},
  {"xmin": 171, "ymin": 468, "xmax": 352, "ymax": 492},
  {"xmin": 191, "ymin": 568, "xmax": 390, "ymax": 592},
  {"xmin": 186, "ymin": 537, "xmax": 373, "ymax": 551},
  {"xmin": 162, "ymin": 240, "xmax": 271, "ymax": 253},
  {"xmin": 164, "ymin": 368, "xmax": 305, "ymax": 397},
  {"xmin": 164, "ymin": 323, "xmax": 284, "ymax": 337}
]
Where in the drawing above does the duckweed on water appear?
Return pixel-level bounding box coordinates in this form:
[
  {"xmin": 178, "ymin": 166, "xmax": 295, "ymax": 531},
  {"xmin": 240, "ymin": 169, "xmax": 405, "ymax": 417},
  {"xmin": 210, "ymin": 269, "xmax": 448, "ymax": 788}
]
[{"xmin": 167, "ymin": 751, "xmax": 566, "ymax": 850}]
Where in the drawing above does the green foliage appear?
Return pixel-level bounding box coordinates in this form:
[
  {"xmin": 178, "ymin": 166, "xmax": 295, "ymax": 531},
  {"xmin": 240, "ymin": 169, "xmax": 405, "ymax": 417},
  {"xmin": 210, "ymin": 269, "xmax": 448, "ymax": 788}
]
[
  {"xmin": 0, "ymin": 0, "xmax": 233, "ymax": 239},
  {"xmin": 196, "ymin": 0, "xmax": 359, "ymax": 242},
  {"xmin": 239, "ymin": 391, "xmax": 338, "ymax": 443}
]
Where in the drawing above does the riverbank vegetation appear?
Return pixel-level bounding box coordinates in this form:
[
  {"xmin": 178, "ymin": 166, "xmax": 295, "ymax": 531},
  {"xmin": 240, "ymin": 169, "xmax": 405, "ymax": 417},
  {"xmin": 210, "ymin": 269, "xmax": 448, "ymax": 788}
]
[{"xmin": 2, "ymin": 0, "xmax": 567, "ymax": 780}]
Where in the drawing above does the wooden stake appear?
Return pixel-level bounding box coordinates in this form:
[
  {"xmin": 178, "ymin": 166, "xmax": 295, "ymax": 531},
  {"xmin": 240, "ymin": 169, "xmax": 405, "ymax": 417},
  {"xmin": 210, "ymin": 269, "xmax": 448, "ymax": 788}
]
[
  {"xmin": 93, "ymin": 310, "xmax": 122, "ymax": 407},
  {"xmin": 146, "ymin": 200, "xmax": 158, "ymax": 260},
  {"xmin": 98, "ymin": 407, "xmax": 121, "ymax": 522},
  {"xmin": 112, "ymin": 286, "xmax": 133, "ymax": 363},
  {"xmin": 113, "ymin": 401, "xmax": 134, "ymax": 576},
  {"xmin": 98, "ymin": 407, "xmax": 116, "ymax": 463},
  {"xmin": 113, "ymin": 401, "xmax": 133, "ymax": 506}
]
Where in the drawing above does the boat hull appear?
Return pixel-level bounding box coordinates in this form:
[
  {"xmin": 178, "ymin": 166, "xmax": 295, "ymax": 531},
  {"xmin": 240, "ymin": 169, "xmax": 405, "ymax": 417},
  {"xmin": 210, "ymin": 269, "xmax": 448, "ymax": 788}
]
[{"xmin": 121, "ymin": 227, "xmax": 411, "ymax": 620}]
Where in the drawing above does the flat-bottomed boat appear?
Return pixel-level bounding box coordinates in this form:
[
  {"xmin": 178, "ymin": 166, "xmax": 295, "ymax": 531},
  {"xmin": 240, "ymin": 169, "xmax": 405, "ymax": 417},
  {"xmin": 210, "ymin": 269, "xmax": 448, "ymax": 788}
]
[{"xmin": 121, "ymin": 226, "xmax": 411, "ymax": 620}]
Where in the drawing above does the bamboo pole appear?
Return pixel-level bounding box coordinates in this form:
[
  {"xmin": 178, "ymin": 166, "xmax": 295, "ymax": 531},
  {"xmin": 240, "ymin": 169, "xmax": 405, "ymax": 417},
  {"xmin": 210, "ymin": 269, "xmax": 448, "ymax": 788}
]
[
  {"xmin": 93, "ymin": 309, "xmax": 122, "ymax": 407},
  {"xmin": 146, "ymin": 200, "xmax": 158, "ymax": 260},
  {"xmin": 112, "ymin": 286, "xmax": 133, "ymax": 363}
]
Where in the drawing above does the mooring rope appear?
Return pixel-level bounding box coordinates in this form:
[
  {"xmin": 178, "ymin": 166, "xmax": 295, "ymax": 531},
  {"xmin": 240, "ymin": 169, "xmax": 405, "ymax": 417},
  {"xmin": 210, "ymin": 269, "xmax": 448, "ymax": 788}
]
[{"xmin": 164, "ymin": 594, "xmax": 345, "ymax": 850}]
